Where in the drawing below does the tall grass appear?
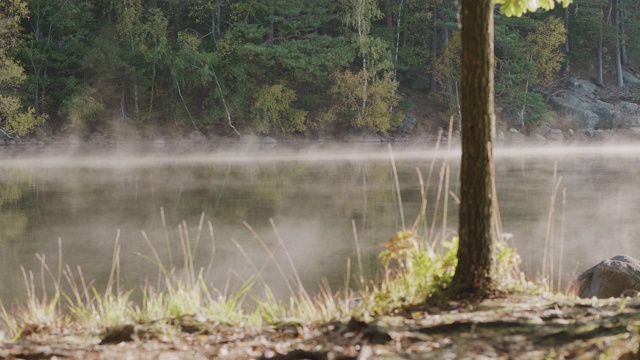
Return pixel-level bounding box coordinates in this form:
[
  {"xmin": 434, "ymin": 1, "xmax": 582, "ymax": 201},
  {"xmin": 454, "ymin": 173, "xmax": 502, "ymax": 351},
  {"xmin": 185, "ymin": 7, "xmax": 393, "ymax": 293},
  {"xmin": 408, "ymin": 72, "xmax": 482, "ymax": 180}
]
[
  {"xmin": 0, "ymin": 140, "xmax": 538, "ymax": 342},
  {"xmin": 0, "ymin": 211, "xmax": 253, "ymax": 341}
]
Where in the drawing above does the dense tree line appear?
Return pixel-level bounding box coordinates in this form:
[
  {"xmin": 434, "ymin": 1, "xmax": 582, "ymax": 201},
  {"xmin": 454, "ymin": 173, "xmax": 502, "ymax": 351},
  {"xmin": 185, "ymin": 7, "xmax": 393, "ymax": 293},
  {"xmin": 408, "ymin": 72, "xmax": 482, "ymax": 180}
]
[{"xmin": 0, "ymin": 0, "xmax": 637, "ymax": 137}]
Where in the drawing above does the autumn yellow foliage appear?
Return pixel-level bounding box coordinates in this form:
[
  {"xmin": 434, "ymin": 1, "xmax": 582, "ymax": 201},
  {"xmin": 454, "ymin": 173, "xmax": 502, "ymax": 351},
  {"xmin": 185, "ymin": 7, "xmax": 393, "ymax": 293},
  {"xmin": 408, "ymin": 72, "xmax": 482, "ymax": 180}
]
[
  {"xmin": 331, "ymin": 70, "xmax": 399, "ymax": 132},
  {"xmin": 526, "ymin": 17, "xmax": 566, "ymax": 86}
]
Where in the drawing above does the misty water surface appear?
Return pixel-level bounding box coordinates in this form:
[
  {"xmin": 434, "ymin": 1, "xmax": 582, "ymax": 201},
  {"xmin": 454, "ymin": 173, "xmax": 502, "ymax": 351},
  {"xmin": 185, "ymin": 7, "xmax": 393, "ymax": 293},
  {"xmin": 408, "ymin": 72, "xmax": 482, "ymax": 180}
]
[{"xmin": 0, "ymin": 144, "xmax": 639, "ymax": 304}]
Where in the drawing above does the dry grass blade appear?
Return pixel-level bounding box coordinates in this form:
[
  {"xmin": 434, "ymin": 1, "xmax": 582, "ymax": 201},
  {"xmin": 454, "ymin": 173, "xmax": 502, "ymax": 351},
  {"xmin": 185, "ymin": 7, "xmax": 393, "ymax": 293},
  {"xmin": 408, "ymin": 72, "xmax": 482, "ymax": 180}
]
[
  {"xmin": 104, "ymin": 230, "xmax": 121, "ymax": 297},
  {"xmin": 243, "ymin": 221, "xmax": 295, "ymax": 298},
  {"xmin": 411, "ymin": 167, "xmax": 428, "ymax": 232},
  {"xmin": 557, "ymin": 188, "xmax": 567, "ymax": 292},
  {"xmin": 542, "ymin": 161, "xmax": 563, "ymax": 289},
  {"xmin": 388, "ymin": 144, "xmax": 405, "ymax": 230},
  {"xmin": 160, "ymin": 207, "xmax": 174, "ymax": 270},
  {"xmin": 231, "ymin": 238, "xmax": 267, "ymax": 287},
  {"xmin": 352, "ymin": 220, "xmax": 365, "ymax": 286},
  {"xmin": 139, "ymin": 230, "xmax": 171, "ymax": 279},
  {"xmin": 205, "ymin": 221, "xmax": 216, "ymax": 279},
  {"xmin": 429, "ymin": 161, "xmax": 447, "ymax": 246},
  {"xmin": 270, "ymin": 219, "xmax": 311, "ymax": 302}
]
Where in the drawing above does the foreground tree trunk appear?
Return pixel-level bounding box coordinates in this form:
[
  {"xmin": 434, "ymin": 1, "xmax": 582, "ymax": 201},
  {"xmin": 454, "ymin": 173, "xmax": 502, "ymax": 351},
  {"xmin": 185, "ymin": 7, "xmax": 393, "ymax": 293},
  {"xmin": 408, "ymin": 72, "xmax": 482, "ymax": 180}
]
[{"xmin": 451, "ymin": 0, "xmax": 496, "ymax": 294}]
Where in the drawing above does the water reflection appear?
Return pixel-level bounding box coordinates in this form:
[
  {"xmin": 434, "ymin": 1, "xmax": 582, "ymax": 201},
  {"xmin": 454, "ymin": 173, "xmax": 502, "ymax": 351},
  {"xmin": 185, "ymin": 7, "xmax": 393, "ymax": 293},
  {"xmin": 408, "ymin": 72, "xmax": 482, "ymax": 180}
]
[
  {"xmin": 0, "ymin": 171, "xmax": 34, "ymax": 300},
  {"xmin": 1, "ymin": 145, "xmax": 640, "ymax": 304}
]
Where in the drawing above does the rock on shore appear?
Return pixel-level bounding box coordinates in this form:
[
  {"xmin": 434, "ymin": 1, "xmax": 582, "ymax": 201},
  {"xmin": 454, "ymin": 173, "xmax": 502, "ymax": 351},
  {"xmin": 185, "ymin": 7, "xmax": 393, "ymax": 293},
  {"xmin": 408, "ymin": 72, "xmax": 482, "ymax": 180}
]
[{"xmin": 577, "ymin": 255, "xmax": 640, "ymax": 298}]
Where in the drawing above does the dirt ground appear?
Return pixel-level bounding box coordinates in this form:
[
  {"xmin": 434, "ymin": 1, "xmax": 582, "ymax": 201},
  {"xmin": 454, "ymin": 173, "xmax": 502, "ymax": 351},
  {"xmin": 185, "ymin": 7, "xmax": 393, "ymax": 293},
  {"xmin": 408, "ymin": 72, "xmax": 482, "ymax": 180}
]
[{"xmin": 2, "ymin": 293, "xmax": 639, "ymax": 359}]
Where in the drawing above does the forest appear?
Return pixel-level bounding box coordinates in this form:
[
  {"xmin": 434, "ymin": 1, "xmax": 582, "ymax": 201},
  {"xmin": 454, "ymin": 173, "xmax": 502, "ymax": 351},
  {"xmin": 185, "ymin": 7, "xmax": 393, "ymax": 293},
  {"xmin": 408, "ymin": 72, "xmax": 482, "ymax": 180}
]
[{"xmin": 0, "ymin": 0, "xmax": 638, "ymax": 139}]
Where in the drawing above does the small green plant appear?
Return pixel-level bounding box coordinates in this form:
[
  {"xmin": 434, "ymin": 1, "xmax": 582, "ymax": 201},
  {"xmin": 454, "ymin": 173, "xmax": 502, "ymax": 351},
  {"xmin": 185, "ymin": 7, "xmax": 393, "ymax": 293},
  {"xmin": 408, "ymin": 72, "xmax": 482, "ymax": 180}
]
[
  {"xmin": 0, "ymin": 258, "xmax": 63, "ymax": 340},
  {"xmin": 375, "ymin": 230, "xmax": 458, "ymax": 310}
]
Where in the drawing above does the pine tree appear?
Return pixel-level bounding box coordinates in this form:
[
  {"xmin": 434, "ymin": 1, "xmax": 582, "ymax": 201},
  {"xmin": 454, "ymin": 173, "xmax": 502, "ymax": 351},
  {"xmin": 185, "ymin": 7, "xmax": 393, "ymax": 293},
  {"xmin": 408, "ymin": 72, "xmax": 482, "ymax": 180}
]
[{"xmin": 452, "ymin": 0, "xmax": 571, "ymax": 296}]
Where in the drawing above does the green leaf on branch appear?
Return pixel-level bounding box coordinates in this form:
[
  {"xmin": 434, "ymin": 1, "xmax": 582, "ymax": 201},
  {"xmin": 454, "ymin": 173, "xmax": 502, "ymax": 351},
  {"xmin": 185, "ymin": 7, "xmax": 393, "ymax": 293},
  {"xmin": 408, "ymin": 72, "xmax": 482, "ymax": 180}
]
[{"xmin": 496, "ymin": 0, "xmax": 572, "ymax": 17}]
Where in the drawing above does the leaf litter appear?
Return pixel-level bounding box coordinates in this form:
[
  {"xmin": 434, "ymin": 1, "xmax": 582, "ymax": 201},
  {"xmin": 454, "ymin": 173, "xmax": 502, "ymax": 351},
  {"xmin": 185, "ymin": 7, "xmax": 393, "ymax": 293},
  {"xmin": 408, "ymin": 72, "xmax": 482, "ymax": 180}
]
[{"xmin": 2, "ymin": 293, "xmax": 640, "ymax": 359}]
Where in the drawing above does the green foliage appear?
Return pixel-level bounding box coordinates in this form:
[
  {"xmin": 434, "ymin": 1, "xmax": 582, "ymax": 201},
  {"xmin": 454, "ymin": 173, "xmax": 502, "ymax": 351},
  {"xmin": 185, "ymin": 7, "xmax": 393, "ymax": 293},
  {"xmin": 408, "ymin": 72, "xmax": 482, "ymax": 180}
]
[
  {"xmin": 567, "ymin": 0, "xmax": 613, "ymax": 62},
  {"xmin": 337, "ymin": 0, "xmax": 393, "ymax": 74},
  {"xmin": 0, "ymin": 0, "xmax": 28, "ymax": 51},
  {"xmin": 376, "ymin": 231, "xmax": 458, "ymax": 309},
  {"xmin": 0, "ymin": 0, "xmax": 47, "ymax": 135},
  {"xmin": 497, "ymin": 0, "xmax": 572, "ymax": 17},
  {"xmin": 492, "ymin": 0, "xmax": 573, "ymax": 124},
  {"xmin": 331, "ymin": 70, "xmax": 400, "ymax": 131},
  {"xmin": 338, "ymin": 0, "xmax": 383, "ymax": 44},
  {"xmin": 0, "ymin": 96, "xmax": 46, "ymax": 136},
  {"xmin": 4, "ymin": 0, "xmax": 637, "ymax": 137},
  {"xmin": 244, "ymin": 36, "xmax": 354, "ymax": 84},
  {"xmin": 59, "ymin": 86, "xmax": 105, "ymax": 130},
  {"xmin": 493, "ymin": 241, "xmax": 532, "ymax": 290},
  {"xmin": 434, "ymin": 31, "xmax": 461, "ymax": 113},
  {"xmin": 329, "ymin": 0, "xmax": 401, "ymax": 132},
  {"xmin": 0, "ymin": 60, "xmax": 25, "ymax": 88},
  {"xmin": 252, "ymin": 82, "xmax": 307, "ymax": 134},
  {"xmin": 22, "ymin": 0, "xmax": 95, "ymax": 125},
  {"xmin": 495, "ymin": 15, "xmax": 565, "ymax": 124},
  {"xmin": 525, "ymin": 17, "xmax": 566, "ymax": 86}
]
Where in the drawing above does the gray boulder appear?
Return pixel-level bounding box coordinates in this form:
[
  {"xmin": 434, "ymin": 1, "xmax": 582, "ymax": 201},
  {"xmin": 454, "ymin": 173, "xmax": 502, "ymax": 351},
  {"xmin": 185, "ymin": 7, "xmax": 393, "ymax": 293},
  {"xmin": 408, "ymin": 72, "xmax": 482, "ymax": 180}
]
[
  {"xmin": 401, "ymin": 113, "xmax": 417, "ymax": 134},
  {"xmin": 549, "ymin": 77, "xmax": 640, "ymax": 129},
  {"xmin": 546, "ymin": 129, "xmax": 564, "ymax": 141},
  {"xmin": 529, "ymin": 133, "xmax": 547, "ymax": 144},
  {"xmin": 565, "ymin": 77, "xmax": 597, "ymax": 95},
  {"xmin": 536, "ymin": 124, "xmax": 551, "ymax": 136},
  {"xmin": 577, "ymin": 255, "xmax": 640, "ymax": 298},
  {"xmin": 258, "ymin": 137, "xmax": 278, "ymax": 149},
  {"xmin": 189, "ymin": 130, "xmax": 207, "ymax": 142},
  {"xmin": 548, "ymin": 78, "xmax": 613, "ymax": 129},
  {"xmin": 505, "ymin": 130, "xmax": 526, "ymax": 144},
  {"xmin": 616, "ymin": 102, "xmax": 640, "ymax": 127},
  {"xmin": 622, "ymin": 71, "xmax": 640, "ymax": 86},
  {"xmin": 260, "ymin": 136, "xmax": 277, "ymax": 146}
]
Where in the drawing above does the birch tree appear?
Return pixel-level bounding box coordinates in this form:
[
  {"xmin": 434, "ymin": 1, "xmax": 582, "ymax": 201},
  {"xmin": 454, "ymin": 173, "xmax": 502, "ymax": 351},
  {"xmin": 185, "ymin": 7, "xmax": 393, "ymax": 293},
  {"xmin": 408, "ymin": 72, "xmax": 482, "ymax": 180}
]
[{"xmin": 332, "ymin": 0, "xmax": 399, "ymax": 131}]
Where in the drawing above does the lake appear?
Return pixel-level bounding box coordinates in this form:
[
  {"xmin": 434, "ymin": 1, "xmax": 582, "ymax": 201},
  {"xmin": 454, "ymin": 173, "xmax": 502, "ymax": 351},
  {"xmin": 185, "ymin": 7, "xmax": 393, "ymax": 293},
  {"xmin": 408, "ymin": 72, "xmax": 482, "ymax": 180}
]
[{"xmin": 1, "ymin": 143, "xmax": 639, "ymax": 304}]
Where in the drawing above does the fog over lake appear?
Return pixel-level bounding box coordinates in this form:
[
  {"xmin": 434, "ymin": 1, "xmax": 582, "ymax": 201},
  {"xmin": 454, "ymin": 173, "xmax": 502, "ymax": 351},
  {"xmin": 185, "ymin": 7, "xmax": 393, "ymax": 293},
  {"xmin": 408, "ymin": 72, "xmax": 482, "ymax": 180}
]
[{"xmin": 1, "ymin": 144, "xmax": 639, "ymax": 304}]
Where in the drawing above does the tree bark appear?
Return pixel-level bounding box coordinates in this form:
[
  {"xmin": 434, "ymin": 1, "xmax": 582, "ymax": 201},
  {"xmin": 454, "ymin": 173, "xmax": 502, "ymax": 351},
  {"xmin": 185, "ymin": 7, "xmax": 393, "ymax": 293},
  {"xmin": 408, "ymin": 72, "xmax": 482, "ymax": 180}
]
[
  {"xmin": 429, "ymin": 3, "xmax": 438, "ymax": 93},
  {"xmin": 613, "ymin": 0, "xmax": 624, "ymax": 87},
  {"xmin": 619, "ymin": 0, "xmax": 627, "ymax": 65},
  {"xmin": 355, "ymin": 0, "xmax": 368, "ymax": 115},
  {"xmin": 214, "ymin": 5, "xmax": 221, "ymax": 40},
  {"xmin": 563, "ymin": 5, "xmax": 570, "ymax": 73},
  {"xmin": 596, "ymin": 29, "xmax": 604, "ymax": 87},
  {"xmin": 384, "ymin": 0, "xmax": 393, "ymax": 27},
  {"xmin": 268, "ymin": 0, "xmax": 275, "ymax": 43},
  {"xmin": 451, "ymin": 0, "xmax": 495, "ymax": 294},
  {"xmin": 392, "ymin": 0, "xmax": 404, "ymax": 84},
  {"xmin": 29, "ymin": 7, "xmax": 44, "ymax": 116}
]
